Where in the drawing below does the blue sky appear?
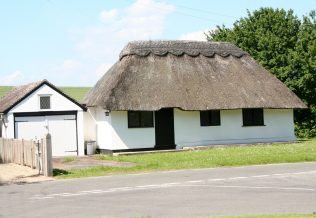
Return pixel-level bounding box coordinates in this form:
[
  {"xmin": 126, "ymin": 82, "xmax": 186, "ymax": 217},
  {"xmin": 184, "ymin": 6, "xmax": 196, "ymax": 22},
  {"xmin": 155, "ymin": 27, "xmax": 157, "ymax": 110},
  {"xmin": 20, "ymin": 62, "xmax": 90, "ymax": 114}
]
[{"xmin": 0, "ymin": 0, "xmax": 314, "ymax": 86}]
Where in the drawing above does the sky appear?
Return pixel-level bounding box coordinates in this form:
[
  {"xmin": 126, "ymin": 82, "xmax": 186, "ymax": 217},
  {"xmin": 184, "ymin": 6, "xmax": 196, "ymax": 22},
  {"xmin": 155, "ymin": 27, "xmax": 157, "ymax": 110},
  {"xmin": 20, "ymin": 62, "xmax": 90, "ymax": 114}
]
[{"xmin": 0, "ymin": 0, "xmax": 315, "ymax": 87}]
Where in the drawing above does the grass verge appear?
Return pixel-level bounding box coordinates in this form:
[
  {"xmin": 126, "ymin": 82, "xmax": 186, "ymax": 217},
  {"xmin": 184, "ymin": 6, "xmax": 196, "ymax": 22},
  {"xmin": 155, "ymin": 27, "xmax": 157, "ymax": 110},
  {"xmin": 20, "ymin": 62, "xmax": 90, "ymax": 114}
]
[
  {"xmin": 0, "ymin": 86, "xmax": 91, "ymax": 102},
  {"xmin": 54, "ymin": 138, "xmax": 316, "ymax": 179},
  {"xmin": 211, "ymin": 214, "xmax": 316, "ymax": 218}
]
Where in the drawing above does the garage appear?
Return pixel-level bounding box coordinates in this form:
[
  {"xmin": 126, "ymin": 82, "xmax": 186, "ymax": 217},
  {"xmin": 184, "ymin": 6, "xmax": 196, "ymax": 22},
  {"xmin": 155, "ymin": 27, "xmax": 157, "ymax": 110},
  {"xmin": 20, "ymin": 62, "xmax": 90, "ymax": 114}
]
[
  {"xmin": 14, "ymin": 112, "xmax": 78, "ymax": 156},
  {"xmin": 0, "ymin": 80, "xmax": 86, "ymax": 156}
]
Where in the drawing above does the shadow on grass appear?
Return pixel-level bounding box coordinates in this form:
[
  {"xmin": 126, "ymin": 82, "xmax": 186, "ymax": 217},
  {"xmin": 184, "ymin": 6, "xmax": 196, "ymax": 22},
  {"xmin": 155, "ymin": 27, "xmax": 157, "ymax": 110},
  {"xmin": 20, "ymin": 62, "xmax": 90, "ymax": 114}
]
[{"xmin": 53, "ymin": 168, "xmax": 72, "ymax": 177}]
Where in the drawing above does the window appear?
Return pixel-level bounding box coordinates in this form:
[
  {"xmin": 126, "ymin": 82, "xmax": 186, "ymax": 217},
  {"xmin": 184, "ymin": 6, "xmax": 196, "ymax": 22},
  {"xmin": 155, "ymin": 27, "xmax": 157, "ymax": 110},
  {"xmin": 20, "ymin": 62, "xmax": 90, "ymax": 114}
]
[
  {"xmin": 200, "ymin": 110, "xmax": 221, "ymax": 126},
  {"xmin": 242, "ymin": 108, "xmax": 264, "ymax": 126},
  {"xmin": 40, "ymin": 96, "xmax": 51, "ymax": 109},
  {"xmin": 128, "ymin": 111, "xmax": 154, "ymax": 128}
]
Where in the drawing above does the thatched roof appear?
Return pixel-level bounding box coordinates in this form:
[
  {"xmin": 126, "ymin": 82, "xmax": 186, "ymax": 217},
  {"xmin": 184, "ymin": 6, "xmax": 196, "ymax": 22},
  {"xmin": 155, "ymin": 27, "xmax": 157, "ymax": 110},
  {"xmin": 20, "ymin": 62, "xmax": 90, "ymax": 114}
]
[
  {"xmin": 84, "ymin": 40, "xmax": 307, "ymax": 111},
  {"xmin": 0, "ymin": 80, "xmax": 85, "ymax": 113}
]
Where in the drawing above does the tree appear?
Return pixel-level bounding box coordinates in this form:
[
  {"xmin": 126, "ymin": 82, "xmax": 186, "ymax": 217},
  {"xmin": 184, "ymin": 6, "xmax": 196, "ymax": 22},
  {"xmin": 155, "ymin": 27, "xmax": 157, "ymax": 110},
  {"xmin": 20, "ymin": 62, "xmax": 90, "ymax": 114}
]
[
  {"xmin": 287, "ymin": 11, "xmax": 316, "ymax": 137},
  {"xmin": 207, "ymin": 8, "xmax": 316, "ymax": 138}
]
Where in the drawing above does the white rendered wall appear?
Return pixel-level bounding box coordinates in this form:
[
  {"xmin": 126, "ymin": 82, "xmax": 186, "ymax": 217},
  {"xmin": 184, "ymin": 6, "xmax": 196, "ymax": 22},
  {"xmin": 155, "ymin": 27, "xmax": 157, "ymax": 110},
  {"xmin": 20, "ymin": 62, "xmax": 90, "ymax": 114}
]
[
  {"xmin": 110, "ymin": 111, "xmax": 155, "ymax": 150},
  {"xmin": 10, "ymin": 84, "xmax": 83, "ymax": 113},
  {"xmin": 93, "ymin": 108, "xmax": 295, "ymax": 150},
  {"xmin": 76, "ymin": 111, "xmax": 85, "ymax": 156},
  {"xmin": 174, "ymin": 109, "xmax": 296, "ymax": 148},
  {"xmin": 93, "ymin": 107, "xmax": 113, "ymax": 150},
  {"xmin": 3, "ymin": 84, "xmax": 85, "ymax": 156},
  {"xmin": 83, "ymin": 110, "xmax": 97, "ymax": 141},
  {"xmin": 92, "ymin": 109, "xmax": 155, "ymax": 150}
]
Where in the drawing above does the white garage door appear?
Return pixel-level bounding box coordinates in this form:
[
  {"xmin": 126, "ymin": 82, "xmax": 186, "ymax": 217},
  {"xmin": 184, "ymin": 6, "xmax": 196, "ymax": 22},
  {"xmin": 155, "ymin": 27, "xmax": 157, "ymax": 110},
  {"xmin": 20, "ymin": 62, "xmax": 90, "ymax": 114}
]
[{"xmin": 15, "ymin": 114, "xmax": 77, "ymax": 156}]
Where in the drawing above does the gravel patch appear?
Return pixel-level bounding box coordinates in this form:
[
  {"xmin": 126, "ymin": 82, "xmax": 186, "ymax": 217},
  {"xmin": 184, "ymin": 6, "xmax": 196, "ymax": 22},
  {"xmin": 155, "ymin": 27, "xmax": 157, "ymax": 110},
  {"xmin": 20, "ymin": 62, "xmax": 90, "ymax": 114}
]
[{"xmin": 0, "ymin": 163, "xmax": 53, "ymax": 185}]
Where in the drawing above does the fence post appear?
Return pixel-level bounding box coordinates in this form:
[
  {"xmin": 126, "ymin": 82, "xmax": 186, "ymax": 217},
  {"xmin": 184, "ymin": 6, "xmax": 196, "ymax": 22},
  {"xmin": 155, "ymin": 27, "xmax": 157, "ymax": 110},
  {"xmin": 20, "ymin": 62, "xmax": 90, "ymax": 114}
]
[
  {"xmin": 22, "ymin": 139, "xmax": 24, "ymax": 165},
  {"xmin": 35, "ymin": 140, "xmax": 39, "ymax": 173},
  {"xmin": 43, "ymin": 134, "xmax": 53, "ymax": 177},
  {"xmin": 31, "ymin": 142, "xmax": 34, "ymax": 169}
]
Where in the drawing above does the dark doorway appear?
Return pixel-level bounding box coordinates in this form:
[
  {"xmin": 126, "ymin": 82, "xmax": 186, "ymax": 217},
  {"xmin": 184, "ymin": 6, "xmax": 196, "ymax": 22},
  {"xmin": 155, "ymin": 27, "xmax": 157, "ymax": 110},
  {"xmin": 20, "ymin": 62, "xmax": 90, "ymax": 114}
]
[{"xmin": 155, "ymin": 108, "xmax": 175, "ymax": 149}]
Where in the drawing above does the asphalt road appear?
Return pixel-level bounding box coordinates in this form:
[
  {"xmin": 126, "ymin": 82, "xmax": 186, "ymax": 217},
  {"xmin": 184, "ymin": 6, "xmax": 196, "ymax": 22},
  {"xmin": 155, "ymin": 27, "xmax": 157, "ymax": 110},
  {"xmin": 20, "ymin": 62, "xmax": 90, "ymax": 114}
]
[{"xmin": 1, "ymin": 162, "xmax": 316, "ymax": 218}]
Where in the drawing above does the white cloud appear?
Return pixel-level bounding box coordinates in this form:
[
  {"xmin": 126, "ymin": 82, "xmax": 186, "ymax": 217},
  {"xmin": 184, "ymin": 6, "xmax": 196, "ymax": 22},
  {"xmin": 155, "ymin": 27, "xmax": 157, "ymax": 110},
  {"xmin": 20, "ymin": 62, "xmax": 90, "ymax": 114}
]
[
  {"xmin": 99, "ymin": 9, "xmax": 118, "ymax": 22},
  {"xmin": 74, "ymin": 0, "xmax": 175, "ymax": 59},
  {"xmin": 30, "ymin": 0, "xmax": 175, "ymax": 86},
  {"xmin": 1, "ymin": 1, "xmax": 198, "ymax": 86},
  {"xmin": 58, "ymin": 0, "xmax": 175, "ymax": 86},
  {"xmin": 179, "ymin": 30, "xmax": 208, "ymax": 41},
  {"xmin": 0, "ymin": 70, "xmax": 25, "ymax": 85},
  {"xmin": 48, "ymin": 59, "xmax": 81, "ymax": 76},
  {"xmin": 62, "ymin": 59, "xmax": 81, "ymax": 71}
]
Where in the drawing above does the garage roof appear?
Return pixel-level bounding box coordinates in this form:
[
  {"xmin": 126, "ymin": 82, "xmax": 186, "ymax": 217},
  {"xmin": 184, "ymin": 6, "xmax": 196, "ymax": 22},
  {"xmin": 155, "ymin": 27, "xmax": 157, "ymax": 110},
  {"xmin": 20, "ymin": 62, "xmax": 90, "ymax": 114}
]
[{"xmin": 0, "ymin": 80, "xmax": 86, "ymax": 114}]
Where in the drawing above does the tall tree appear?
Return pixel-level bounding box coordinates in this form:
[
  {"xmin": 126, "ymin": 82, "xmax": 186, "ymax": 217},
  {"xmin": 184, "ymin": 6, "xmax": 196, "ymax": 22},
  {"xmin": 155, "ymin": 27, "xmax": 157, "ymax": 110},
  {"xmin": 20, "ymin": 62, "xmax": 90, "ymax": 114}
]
[
  {"xmin": 207, "ymin": 8, "xmax": 316, "ymax": 137},
  {"xmin": 287, "ymin": 11, "xmax": 316, "ymax": 137}
]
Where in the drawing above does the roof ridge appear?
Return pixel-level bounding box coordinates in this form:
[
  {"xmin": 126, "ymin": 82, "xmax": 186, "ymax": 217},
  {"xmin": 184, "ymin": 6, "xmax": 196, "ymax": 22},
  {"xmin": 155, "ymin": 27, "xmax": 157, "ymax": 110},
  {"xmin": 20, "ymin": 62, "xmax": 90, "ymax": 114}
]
[{"xmin": 119, "ymin": 40, "xmax": 248, "ymax": 60}]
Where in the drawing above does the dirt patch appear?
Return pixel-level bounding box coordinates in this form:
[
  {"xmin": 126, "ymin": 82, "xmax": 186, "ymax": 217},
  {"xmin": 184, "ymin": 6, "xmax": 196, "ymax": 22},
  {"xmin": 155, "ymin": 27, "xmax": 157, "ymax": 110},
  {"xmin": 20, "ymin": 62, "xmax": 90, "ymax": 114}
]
[
  {"xmin": 0, "ymin": 163, "xmax": 53, "ymax": 185},
  {"xmin": 53, "ymin": 156, "xmax": 136, "ymax": 170}
]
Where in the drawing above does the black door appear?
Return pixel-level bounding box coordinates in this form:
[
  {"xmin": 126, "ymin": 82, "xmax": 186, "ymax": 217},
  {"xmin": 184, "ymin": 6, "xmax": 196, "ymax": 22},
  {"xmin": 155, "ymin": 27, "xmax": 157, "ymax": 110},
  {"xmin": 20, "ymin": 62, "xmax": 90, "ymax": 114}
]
[{"xmin": 155, "ymin": 108, "xmax": 175, "ymax": 149}]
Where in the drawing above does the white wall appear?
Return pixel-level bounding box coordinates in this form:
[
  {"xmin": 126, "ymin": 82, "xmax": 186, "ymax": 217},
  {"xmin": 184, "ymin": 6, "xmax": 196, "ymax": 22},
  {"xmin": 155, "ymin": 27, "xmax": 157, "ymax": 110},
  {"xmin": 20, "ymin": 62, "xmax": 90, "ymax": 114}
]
[
  {"xmin": 10, "ymin": 84, "xmax": 83, "ymax": 113},
  {"xmin": 83, "ymin": 109, "xmax": 97, "ymax": 141},
  {"xmin": 3, "ymin": 84, "xmax": 85, "ymax": 156},
  {"xmin": 76, "ymin": 111, "xmax": 85, "ymax": 156},
  {"xmin": 174, "ymin": 108, "xmax": 295, "ymax": 147},
  {"xmin": 93, "ymin": 107, "xmax": 113, "ymax": 150},
  {"xmin": 92, "ymin": 108, "xmax": 295, "ymax": 150},
  {"xmin": 111, "ymin": 111, "xmax": 155, "ymax": 149},
  {"xmin": 92, "ymin": 109, "xmax": 155, "ymax": 150}
]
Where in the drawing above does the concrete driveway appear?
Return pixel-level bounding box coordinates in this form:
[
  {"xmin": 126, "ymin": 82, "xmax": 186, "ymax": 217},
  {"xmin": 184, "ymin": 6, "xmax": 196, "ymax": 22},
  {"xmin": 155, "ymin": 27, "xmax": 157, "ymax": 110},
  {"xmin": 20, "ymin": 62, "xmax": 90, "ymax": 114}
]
[{"xmin": 1, "ymin": 162, "xmax": 316, "ymax": 217}]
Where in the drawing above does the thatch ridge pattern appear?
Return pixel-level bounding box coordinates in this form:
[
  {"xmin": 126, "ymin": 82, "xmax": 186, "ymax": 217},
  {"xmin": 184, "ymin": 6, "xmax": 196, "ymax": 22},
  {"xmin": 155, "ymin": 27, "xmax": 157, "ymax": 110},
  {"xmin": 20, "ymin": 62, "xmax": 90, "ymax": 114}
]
[{"xmin": 119, "ymin": 40, "xmax": 247, "ymax": 60}]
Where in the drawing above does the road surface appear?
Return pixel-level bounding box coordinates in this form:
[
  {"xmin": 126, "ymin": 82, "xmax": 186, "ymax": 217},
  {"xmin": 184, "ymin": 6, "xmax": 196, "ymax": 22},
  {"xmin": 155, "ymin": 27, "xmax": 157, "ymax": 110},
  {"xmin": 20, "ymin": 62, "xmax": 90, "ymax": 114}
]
[{"xmin": 1, "ymin": 162, "xmax": 316, "ymax": 217}]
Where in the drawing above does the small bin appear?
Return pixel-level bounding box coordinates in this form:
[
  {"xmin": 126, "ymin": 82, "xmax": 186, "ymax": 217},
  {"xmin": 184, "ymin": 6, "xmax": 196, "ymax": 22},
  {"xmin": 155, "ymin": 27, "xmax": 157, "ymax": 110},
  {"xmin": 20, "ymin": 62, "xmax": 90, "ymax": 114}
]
[{"xmin": 86, "ymin": 141, "xmax": 96, "ymax": 155}]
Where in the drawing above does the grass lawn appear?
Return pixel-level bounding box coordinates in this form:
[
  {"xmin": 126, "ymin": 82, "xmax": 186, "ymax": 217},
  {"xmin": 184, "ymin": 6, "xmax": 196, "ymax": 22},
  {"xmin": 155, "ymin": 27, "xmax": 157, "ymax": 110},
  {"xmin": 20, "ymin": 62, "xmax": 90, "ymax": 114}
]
[
  {"xmin": 0, "ymin": 86, "xmax": 13, "ymax": 98},
  {"xmin": 212, "ymin": 214, "xmax": 316, "ymax": 218},
  {"xmin": 58, "ymin": 86, "xmax": 91, "ymax": 102},
  {"xmin": 54, "ymin": 138, "xmax": 316, "ymax": 179}
]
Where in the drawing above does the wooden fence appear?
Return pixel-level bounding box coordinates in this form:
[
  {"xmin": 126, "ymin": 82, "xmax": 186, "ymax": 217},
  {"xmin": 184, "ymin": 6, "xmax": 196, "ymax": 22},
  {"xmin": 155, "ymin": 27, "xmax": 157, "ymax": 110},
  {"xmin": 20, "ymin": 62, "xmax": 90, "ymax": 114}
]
[{"xmin": 0, "ymin": 135, "xmax": 53, "ymax": 176}]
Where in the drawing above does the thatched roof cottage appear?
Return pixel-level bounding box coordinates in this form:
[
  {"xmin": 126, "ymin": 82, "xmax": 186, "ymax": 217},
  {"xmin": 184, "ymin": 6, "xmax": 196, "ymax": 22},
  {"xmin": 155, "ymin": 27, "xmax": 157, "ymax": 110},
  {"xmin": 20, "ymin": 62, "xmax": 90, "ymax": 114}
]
[{"xmin": 84, "ymin": 40, "xmax": 306, "ymax": 152}]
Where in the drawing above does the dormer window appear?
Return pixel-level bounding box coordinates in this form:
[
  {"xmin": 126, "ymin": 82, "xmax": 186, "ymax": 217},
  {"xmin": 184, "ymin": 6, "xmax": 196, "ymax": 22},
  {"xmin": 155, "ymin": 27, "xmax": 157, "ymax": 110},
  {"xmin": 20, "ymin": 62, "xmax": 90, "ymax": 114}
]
[{"xmin": 40, "ymin": 96, "xmax": 51, "ymax": 109}]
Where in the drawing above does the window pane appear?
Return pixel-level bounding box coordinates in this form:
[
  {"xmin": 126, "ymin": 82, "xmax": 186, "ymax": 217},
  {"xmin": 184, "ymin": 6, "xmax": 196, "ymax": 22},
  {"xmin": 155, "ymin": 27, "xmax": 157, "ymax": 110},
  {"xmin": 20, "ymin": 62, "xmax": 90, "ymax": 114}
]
[
  {"xmin": 40, "ymin": 96, "xmax": 50, "ymax": 109},
  {"xmin": 201, "ymin": 110, "xmax": 221, "ymax": 126},
  {"xmin": 200, "ymin": 111, "xmax": 210, "ymax": 126},
  {"xmin": 243, "ymin": 108, "xmax": 264, "ymax": 126},
  {"xmin": 210, "ymin": 110, "xmax": 221, "ymax": 126},
  {"xmin": 242, "ymin": 109, "xmax": 252, "ymax": 126},
  {"xmin": 128, "ymin": 111, "xmax": 140, "ymax": 128},
  {"xmin": 253, "ymin": 109, "xmax": 264, "ymax": 125},
  {"xmin": 140, "ymin": 111, "xmax": 153, "ymax": 127}
]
